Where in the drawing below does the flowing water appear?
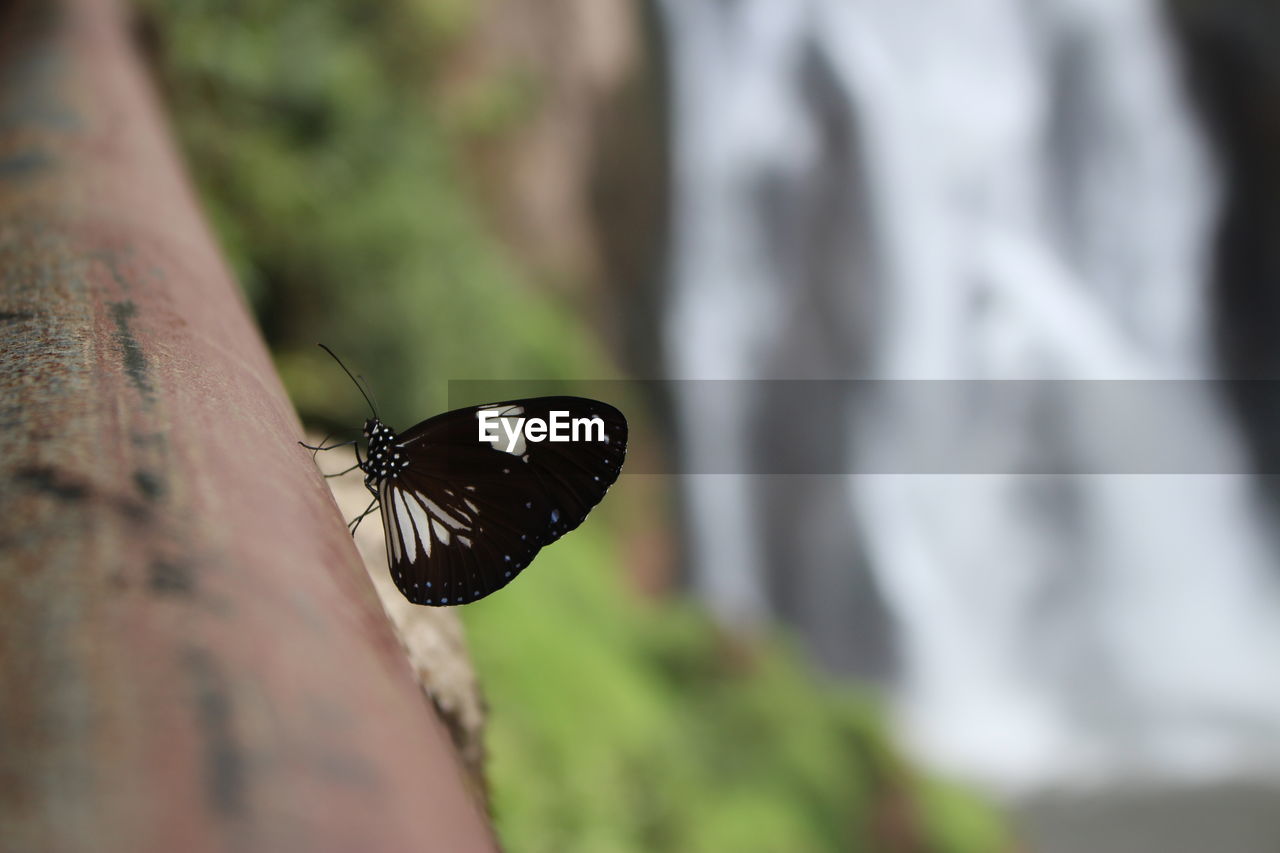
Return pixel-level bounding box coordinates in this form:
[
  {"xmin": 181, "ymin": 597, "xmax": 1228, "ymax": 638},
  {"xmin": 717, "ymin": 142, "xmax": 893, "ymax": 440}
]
[{"xmin": 658, "ymin": 0, "xmax": 1280, "ymax": 794}]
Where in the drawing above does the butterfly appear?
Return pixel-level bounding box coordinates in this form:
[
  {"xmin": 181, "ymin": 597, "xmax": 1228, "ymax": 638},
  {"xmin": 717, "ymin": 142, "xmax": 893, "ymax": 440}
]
[{"xmin": 304, "ymin": 347, "xmax": 627, "ymax": 607}]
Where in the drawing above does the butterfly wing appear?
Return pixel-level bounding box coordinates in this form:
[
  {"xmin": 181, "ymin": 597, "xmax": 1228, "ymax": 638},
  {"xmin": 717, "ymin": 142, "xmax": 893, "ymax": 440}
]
[{"xmin": 377, "ymin": 397, "xmax": 627, "ymax": 605}]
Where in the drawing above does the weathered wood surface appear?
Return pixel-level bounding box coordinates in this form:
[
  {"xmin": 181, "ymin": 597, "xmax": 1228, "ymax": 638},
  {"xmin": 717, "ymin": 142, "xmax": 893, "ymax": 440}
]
[{"xmin": 0, "ymin": 1, "xmax": 497, "ymax": 850}]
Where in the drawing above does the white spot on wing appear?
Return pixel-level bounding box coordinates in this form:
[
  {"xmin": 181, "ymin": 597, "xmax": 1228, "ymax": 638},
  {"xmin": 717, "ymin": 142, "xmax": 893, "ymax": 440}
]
[{"xmin": 430, "ymin": 518, "xmax": 451, "ymax": 545}]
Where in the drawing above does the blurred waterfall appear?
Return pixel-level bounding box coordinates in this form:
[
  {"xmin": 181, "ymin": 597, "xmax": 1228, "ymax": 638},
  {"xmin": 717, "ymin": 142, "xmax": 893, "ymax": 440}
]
[{"xmin": 658, "ymin": 0, "xmax": 1280, "ymax": 790}]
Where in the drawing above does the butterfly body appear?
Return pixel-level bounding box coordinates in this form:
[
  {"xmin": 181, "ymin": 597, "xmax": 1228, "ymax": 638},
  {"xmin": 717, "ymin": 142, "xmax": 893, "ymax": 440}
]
[
  {"xmin": 352, "ymin": 397, "xmax": 627, "ymax": 607},
  {"xmin": 361, "ymin": 418, "xmax": 408, "ymax": 494}
]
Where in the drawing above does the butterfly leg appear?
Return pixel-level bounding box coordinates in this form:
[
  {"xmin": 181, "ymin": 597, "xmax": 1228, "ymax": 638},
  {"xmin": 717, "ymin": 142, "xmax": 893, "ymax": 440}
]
[
  {"xmin": 298, "ymin": 435, "xmax": 359, "ymax": 460},
  {"xmin": 298, "ymin": 431, "xmax": 333, "ymax": 452},
  {"xmin": 352, "ymin": 444, "xmax": 381, "ymax": 500},
  {"xmin": 348, "ymin": 497, "xmax": 379, "ymax": 536}
]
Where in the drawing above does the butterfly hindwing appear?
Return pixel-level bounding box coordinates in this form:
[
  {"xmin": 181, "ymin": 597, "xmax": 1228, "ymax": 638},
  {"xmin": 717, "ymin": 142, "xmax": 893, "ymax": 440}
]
[{"xmin": 375, "ymin": 397, "xmax": 626, "ymax": 605}]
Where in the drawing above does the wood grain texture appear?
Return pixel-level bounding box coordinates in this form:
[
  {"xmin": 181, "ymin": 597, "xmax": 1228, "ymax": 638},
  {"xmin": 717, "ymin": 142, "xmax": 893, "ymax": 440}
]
[{"xmin": 0, "ymin": 1, "xmax": 497, "ymax": 850}]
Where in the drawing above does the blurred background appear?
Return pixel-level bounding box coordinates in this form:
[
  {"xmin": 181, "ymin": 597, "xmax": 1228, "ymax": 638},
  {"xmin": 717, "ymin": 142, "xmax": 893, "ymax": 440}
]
[{"xmin": 138, "ymin": 0, "xmax": 1280, "ymax": 850}]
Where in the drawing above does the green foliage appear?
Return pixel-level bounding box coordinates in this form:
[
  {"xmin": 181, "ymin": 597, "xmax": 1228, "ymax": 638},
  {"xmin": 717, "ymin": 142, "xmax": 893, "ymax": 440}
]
[
  {"xmin": 917, "ymin": 777, "xmax": 1014, "ymax": 853},
  {"xmin": 140, "ymin": 0, "xmax": 597, "ymax": 430},
  {"xmin": 464, "ymin": 521, "xmax": 1012, "ymax": 853}
]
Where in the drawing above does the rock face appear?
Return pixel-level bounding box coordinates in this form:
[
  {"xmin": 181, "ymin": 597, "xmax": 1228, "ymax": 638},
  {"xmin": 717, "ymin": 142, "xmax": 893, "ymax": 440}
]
[
  {"xmin": 436, "ymin": 0, "xmax": 657, "ymax": 284},
  {"xmin": 1169, "ymin": 0, "xmax": 1280, "ymax": 486}
]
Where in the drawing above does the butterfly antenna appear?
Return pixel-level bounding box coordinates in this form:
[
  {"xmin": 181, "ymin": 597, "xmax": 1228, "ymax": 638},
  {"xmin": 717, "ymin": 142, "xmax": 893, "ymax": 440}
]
[
  {"xmin": 318, "ymin": 344, "xmax": 378, "ymax": 418},
  {"xmin": 357, "ymin": 373, "xmax": 382, "ymax": 417}
]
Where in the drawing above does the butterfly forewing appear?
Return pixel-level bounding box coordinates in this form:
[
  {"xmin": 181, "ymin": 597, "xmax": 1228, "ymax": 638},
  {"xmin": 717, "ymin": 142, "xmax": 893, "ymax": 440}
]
[{"xmin": 374, "ymin": 397, "xmax": 626, "ymax": 605}]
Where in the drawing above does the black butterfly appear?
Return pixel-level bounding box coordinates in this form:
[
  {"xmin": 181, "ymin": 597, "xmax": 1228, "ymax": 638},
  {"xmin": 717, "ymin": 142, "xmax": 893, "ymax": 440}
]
[{"xmin": 305, "ymin": 349, "xmax": 627, "ymax": 607}]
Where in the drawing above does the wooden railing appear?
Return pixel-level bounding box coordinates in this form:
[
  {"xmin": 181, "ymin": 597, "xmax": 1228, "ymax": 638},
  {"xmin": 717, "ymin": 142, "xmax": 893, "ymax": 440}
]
[{"xmin": 0, "ymin": 1, "xmax": 497, "ymax": 849}]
